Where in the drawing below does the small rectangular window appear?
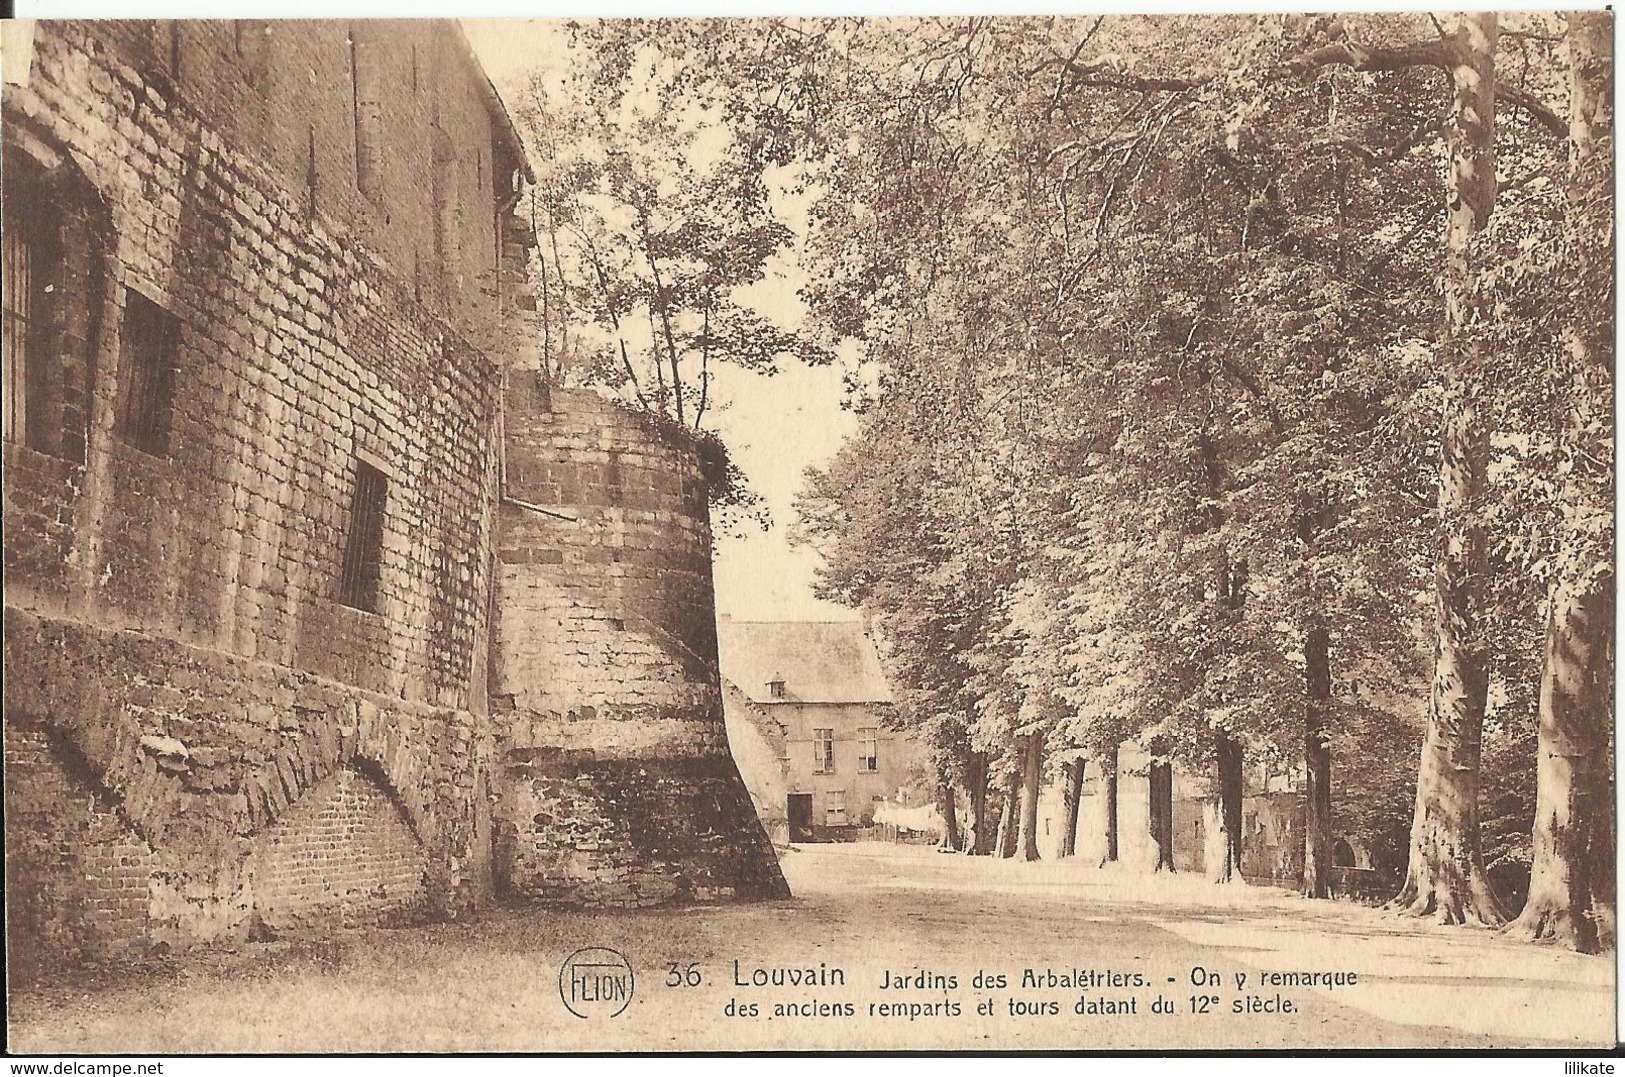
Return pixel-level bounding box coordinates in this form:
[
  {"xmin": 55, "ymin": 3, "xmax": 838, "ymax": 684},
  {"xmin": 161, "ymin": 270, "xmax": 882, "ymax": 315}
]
[
  {"xmin": 116, "ymin": 290, "xmax": 180, "ymax": 456},
  {"xmin": 813, "ymin": 729, "xmax": 834, "ymax": 774},
  {"xmin": 339, "ymin": 459, "xmax": 387, "ymax": 611},
  {"xmin": 825, "ymin": 790, "xmax": 846, "ymax": 825},
  {"xmin": 857, "ymin": 727, "xmax": 878, "ymax": 772}
]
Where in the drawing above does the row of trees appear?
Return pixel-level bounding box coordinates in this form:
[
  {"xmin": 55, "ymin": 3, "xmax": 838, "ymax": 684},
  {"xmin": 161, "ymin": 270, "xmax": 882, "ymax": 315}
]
[
  {"xmin": 792, "ymin": 12, "xmax": 1613, "ymax": 952},
  {"xmin": 507, "ymin": 14, "xmax": 1613, "ymax": 952}
]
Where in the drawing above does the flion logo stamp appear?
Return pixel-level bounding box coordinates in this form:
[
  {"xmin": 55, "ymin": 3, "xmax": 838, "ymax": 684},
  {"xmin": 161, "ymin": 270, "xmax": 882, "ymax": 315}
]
[{"xmin": 559, "ymin": 947, "xmax": 635, "ymax": 1020}]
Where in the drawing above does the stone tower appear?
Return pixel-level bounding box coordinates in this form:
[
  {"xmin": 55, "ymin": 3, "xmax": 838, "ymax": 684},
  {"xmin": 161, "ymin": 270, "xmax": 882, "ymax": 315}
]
[{"xmin": 488, "ymin": 374, "xmax": 790, "ymax": 906}]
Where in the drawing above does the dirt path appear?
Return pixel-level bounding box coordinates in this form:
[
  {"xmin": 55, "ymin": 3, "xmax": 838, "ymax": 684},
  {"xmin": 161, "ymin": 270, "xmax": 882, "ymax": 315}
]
[{"xmin": 8, "ymin": 844, "xmax": 1614, "ymax": 1052}]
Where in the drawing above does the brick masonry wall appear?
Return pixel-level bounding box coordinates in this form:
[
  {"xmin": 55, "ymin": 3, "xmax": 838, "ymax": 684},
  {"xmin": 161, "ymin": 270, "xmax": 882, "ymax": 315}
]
[
  {"xmin": 5, "ymin": 20, "xmax": 501, "ymax": 706},
  {"xmin": 1067, "ymin": 753, "xmax": 1311, "ymax": 882},
  {"xmin": 250, "ymin": 766, "xmax": 428, "ymax": 934},
  {"xmin": 1239, "ymin": 791, "xmax": 1307, "ymax": 886},
  {"xmin": 3, "ymin": 22, "xmax": 508, "ymax": 968},
  {"xmin": 52, "ymin": 20, "xmax": 510, "ymax": 342},
  {"xmin": 4, "ymin": 726, "xmax": 158, "ymax": 980},
  {"xmin": 491, "ymin": 381, "xmax": 789, "ymax": 905},
  {"xmin": 4, "ymin": 607, "xmax": 487, "ymax": 965}
]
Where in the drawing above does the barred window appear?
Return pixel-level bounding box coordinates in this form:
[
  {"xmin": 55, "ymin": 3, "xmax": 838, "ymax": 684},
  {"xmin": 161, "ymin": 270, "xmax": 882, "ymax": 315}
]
[
  {"xmin": 339, "ymin": 459, "xmax": 388, "ymax": 612},
  {"xmin": 3, "ymin": 142, "xmax": 99, "ymax": 463},
  {"xmin": 3, "ymin": 201, "xmax": 35, "ymax": 445},
  {"xmin": 115, "ymin": 290, "xmax": 180, "ymax": 457},
  {"xmin": 3, "ymin": 154, "xmax": 62, "ymax": 456}
]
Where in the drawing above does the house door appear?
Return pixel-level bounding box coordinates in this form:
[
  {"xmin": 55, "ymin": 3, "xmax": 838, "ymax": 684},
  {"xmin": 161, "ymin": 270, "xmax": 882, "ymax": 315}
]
[{"xmin": 787, "ymin": 793, "xmax": 814, "ymax": 842}]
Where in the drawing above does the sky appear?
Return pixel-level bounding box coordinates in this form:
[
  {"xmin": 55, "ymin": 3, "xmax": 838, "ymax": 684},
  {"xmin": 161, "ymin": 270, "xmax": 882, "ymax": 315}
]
[
  {"xmin": 464, "ymin": 19, "xmax": 863, "ymax": 623},
  {"xmin": 707, "ymin": 357, "xmax": 860, "ymax": 622}
]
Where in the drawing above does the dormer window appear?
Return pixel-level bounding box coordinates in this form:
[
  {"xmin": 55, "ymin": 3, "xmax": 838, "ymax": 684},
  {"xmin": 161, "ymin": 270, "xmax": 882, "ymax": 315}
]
[{"xmin": 767, "ymin": 674, "xmax": 786, "ymax": 700}]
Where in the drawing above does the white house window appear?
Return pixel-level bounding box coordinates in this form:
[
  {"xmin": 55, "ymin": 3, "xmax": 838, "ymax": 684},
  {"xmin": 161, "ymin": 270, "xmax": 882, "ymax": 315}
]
[
  {"xmin": 813, "ymin": 728, "xmax": 834, "ymax": 773},
  {"xmin": 825, "ymin": 789, "xmax": 846, "ymax": 825},
  {"xmin": 857, "ymin": 727, "xmax": 878, "ymax": 772}
]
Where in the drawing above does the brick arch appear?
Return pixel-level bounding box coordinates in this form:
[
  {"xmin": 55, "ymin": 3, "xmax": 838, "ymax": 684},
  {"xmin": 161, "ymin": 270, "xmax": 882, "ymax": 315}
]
[
  {"xmin": 246, "ymin": 763, "xmax": 429, "ymax": 935},
  {"xmin": 234, "ymin": 688, "xmax": 451, "ymax": 832},
  {"xmin": 6, "ymin": 611, "xmax": 478, "ymax": 954},
  {"xmin": 229, "ymin": 689, "xmax": 478, "ymax": 922}
]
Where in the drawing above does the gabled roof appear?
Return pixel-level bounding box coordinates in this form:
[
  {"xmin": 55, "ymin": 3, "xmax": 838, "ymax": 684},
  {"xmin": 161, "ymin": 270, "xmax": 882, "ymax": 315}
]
[{"xmin": 717, "ymin": 618, "xmax": 894, "ymax": 705}]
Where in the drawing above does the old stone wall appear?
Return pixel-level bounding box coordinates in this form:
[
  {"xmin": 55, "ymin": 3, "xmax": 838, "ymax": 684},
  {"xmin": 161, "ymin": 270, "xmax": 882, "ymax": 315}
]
[
  {"xmin": 250, "ymin": 765, "xmax": 429, "ymax": 934},
  {"xmin": 491, "ymin": 380, "xmax": 789, "ymax": 906},
  {"xmin": 1070, "ymin": 745, "xmax": 1208, "ymax": 870},
  {"xmin": 3, "ymin": 605, "xmax": 487, "ymax": 964},
  {"xmin": 3, "ymin": 21, "xmax": 510, "ymax": 971},
  {"xmin": 4, "ymin": 725, "xmax": 158, "ymax": 979},
  {"xmin": 721, "ymin": 683, "xmax": 791, "ymax": 840},
  {"xmin": 5, "ymin": 18, "xmax": 785, "ymax": 972},
  {"xmin": 1240, "ymin": 790, "xmax": 1306, "ymax": 887},
  {"xmin": 1064, "ymin": 754, "xmax": 1328, "ymax": 886},
  {"xmin": 50, "ymin": 20, "xmax": 519, "ymax": 343}
]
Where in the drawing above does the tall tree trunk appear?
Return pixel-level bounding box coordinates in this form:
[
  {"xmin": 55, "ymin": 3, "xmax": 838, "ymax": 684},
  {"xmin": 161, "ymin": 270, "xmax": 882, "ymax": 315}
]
[
  {"xmin": 996, "ymin": 765, "xmax": 1021, "ymax": 859},
  {"xmin": 1393, "ymin": 12, "xmax": 1507, "ymax": 927},
  {"xmin": 1059, "ymin": 758, "xmax": 1086, "ymax": 859},
  {"xmin": 938, "ymin": 777, "xmax": 962, "ymax": 852},
  {"xmin": 994, "ymin": 795, "xmax": 1012, "ymax": 858},
  {"xmin": 1207, "ymin": 557, "xmax": 1248, "ymax": 883},
  {"xmin": 1019, "ymin": 732, "xmax": 1044, "ymax": 862},
  {"xmin": 1304, "ymin": 625, "xmax": 1334, "ymax": 899},
  {"xmin": 1100, "ymin": 746, "xmax": 1119, "ymax": 864},
  {"xmin": 966, "ymin": 752, "xmax": 994, "ymax": 856},
  {"xmin": 1148, "ymin": 744, "xmax": 1175, "ymax": 873},
  {"xmin": 1509, "ymin": 577, "xmax": 1616, "ymax": 949},
  {"xmin": 1507, "ymin": 9, "xmax": 1616, "ymax": 952},
  {"xmin": 1213, "ymin": 735, "xmax": 1244, "ymax": 883},
  {"xmin": 1298, "ymin": 482, "xmax": 1334, "ymax": 900}
]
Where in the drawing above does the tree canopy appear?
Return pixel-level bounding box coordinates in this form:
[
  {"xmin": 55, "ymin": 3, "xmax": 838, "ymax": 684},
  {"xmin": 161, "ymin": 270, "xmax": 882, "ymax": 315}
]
[{"xmin": 504, "ymin": 13, "xmax": 1614, "ymax": 950}]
